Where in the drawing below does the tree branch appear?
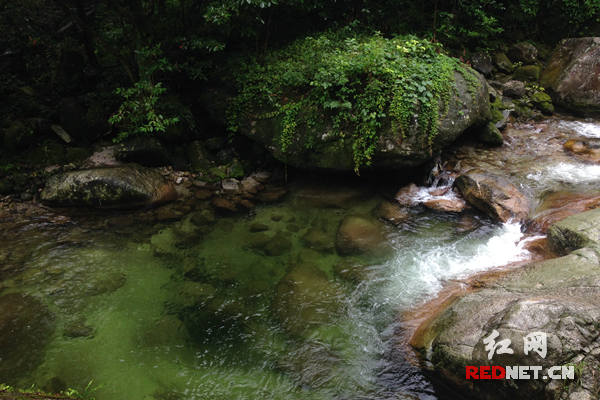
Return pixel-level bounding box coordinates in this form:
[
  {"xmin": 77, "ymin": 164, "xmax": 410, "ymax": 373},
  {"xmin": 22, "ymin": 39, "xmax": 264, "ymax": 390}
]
[{"xmin": 51, "ymin": 0, "xmax": 137, "ymax": 83}]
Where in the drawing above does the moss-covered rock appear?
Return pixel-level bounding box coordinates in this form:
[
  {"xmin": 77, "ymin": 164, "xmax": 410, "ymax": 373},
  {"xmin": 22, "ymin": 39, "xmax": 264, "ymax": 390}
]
[
  {"xmin": 215, "ymin": 35, "xmax": 491, "ymax": 172},
  {"xmin": 513, "ymin": 65, "xmax": 541, "ymax": 82},
  {"xmin": 64, "ymin": 147, "xmax": 92, "ymax": 164},
  {"xmin": 530, "ymin": 91, "xmax": 554, "ymax": 115},
  {"xmin": 477, "ymin": 122, "xmax": 504, "ymax": 146},
  {"xmin": 492, "ymin": 53, "xmax": 514, "ymax": 73}
]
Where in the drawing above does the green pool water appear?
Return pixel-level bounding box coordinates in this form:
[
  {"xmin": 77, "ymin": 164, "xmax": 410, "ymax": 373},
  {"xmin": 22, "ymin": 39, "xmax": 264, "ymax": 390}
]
[{"xmin": 0, "ymin": 174, "xmax": 540, "ymax": 400}]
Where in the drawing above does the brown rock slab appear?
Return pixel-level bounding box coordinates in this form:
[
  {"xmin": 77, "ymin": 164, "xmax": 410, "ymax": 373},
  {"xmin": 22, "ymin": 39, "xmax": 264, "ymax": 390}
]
[
  {"xmin": 335, "ymin": 215, "xmax": 387, "ymax": 256},
  {"xmin": 423, "ymin": 197, "xmax": 469, "ymax": 213},
  {"xmin": 373, "ymin": 201, "xmax": 411, "ymax": 225},
  {"xmin": 563, "ymin": 137, "xmax": 600, "ymax": 163},
  {"xmin": 455, "ymin": 170, "xmax": 530, "ymax": 222}
]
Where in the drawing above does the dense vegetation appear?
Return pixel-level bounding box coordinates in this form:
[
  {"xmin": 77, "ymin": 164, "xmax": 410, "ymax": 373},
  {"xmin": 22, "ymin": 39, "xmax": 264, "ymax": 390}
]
[{"xmin": 1, "ymin": 0, "xmax": 599, "ymax": 168}]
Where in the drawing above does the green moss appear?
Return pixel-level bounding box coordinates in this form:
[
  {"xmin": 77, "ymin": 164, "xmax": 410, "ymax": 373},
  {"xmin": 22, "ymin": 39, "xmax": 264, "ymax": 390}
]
[{"xmin": 491, "ymin": 108, "xmax": 504, "ymax": 124}]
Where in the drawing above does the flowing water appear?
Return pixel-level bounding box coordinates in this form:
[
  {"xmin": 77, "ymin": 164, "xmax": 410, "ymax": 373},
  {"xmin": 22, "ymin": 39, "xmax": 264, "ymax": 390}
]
[{"xmin": 2, "ymin": 116, "xmax": 600, "ymax": 400}]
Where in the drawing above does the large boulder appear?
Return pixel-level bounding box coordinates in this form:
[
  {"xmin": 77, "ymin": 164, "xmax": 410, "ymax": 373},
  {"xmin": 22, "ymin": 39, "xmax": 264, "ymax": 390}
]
[
  {"xmin": 213, "ymin": 35, "xmax": 492, "ymax": 172},
  {"xmin": 243, "ymin": 70, "xmax": 490, "ymax": 171},
  {"xmin": 41, "ymin": 163, "xmax": 177, "ymax": 208},
  {"xmin": 412, "ymin": 209, "xmax": 600, "ymax": 400},
  {"xmin": 541, "ymin": 37, "xmax": 600, "ymax": 116},
  {"xmin": 455, "ymin": 170, "xmax": 531, "ymax": 222}
]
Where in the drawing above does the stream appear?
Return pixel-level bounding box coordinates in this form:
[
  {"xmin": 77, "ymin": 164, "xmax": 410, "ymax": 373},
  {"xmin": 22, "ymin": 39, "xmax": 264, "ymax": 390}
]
[{"xmin": 2, "ymin": 116, "xmax": 600, "ymax": 400}]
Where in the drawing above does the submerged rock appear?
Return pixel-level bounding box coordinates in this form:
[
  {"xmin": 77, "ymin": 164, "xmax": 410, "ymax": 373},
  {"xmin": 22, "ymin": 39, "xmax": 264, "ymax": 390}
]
[
  {"xmin": 273, "ymin": 262, "xmax": 343, "ymax": 336},
  {"xmin": 541, "ymin": 37, "xmax": 600, "ymax": 116},
  {"xmin": 373, "ymin": 201, "xmax": 411, "ymax": 225},
  {"xmin": 335, "ymin": 215, "xmax": 387, "ymax": 256},
  {"xmin": 563, "ymin": 137, "xmax": 600, "ymax": 163},
  {"xmin": 41, "ymin": 163, "xmax": 177, "ymax": 208},
  {"xmin": 455, "ymin": 170, "xmax": 530, "ymax": 222},
  {"xmin": 423, "ymin": 197, "xmax": 469, "ymax": 213},
  {"xmin": 0, "ymin": 293, "xmax": 55, "ymax": 384}
]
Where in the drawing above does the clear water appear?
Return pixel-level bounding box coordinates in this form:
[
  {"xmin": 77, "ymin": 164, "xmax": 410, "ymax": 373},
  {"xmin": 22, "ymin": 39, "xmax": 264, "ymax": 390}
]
[{"xmin": 2, "ymin": 117, "xmax": 600, "ymax": 399}]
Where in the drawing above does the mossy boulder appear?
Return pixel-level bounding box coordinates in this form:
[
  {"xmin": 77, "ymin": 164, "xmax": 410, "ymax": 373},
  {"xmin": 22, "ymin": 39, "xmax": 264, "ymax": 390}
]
[
  {"xmin": 4, "ymin": 121, "xmax": 34, "ymax": 153},
  {"xmin": 492, "ymin": 53, "xmax": 514, "ymax": 73},
  {"xmin": 513, "ymin": 65, "xmax": 541, "ymax": 82},
  {"xmin": 530, "ymin": 91, "xmax": 554, "ymax": 115},
  {"xmin": 40, "ymin": 163, "xmax": 178, "ymax": 208},
  {"xmin": 477, "ymin": 122, "xmax": 503, "ymax": 146},
  {"xmin": 235, "ymin": 69, "xmax": 491, "ymax": 172},
  {"xmin": 64, "ymin": 147, "xmax": 92, "ymax": 164},
  {"xmin": 540, "ymin": 37, "xmax": 600, "ymax": 116},
  {"xmin": 214, "ymin": 35, "xmax": 492, "ymax": 172}
]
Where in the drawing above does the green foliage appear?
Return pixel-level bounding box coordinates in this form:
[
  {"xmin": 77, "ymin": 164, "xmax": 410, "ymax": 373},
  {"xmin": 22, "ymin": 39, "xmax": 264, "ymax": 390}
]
[
  {"xmin": 227, "ymin": 31, "xmax": 474, "ymax": 171},
  {"xmin": 108, "ymin": 82, "xmax": 180, "ymax": 143},
  {"xmin": 65, "ymin": 381, "xmax": 105, "ymax": 400}
]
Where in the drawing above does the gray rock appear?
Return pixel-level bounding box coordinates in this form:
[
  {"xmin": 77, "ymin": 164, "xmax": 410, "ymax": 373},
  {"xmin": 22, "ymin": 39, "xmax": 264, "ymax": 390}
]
[
  {"xmin": 413, "ymin": 246, "xmax": 600, "ymax": 400},
  {"xmin": 541, "ymin": 37, "xmax": 600, "ymax": 116},
  {"xmin": 471, "ymin": 52, "xmax": 493, "ymax": 76},
  {"xmin": 493, "ymin": 53, "xmax": 514, "ymax": 74},
  {"xmin": 41, "ymin": 163, "xmax": 178, "ymax": 208},
  {"xmin": 507, "ymin": 43, "xmax": 538, "ymax": 65},
  {"xmin": 502, "ymin": 80, "xmax": 526, "ymax": 98}
]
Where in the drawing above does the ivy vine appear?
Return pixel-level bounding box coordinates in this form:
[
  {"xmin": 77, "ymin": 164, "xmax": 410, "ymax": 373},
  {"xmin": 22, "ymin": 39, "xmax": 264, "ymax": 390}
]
[{"xmin": 227, "ymin": 31, "xmax": 479, "ymax": 172}]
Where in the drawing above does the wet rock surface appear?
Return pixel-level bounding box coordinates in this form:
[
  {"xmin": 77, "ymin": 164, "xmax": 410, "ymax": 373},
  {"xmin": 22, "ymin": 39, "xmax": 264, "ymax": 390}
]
[
  {"xmin": 412, "ymin": 207, "xmax": 600, "ymax": 400},
  {"xmin": 40, "ymin": 163, "xmax": 178, "ymax": 208},
  {"xmin": 455, "ymin": 170, "xmax": 531, "ymax": 222}
]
